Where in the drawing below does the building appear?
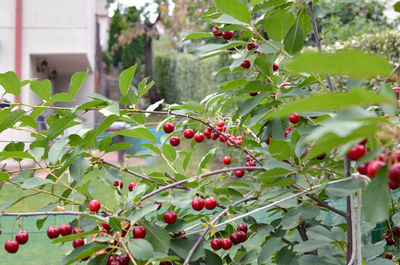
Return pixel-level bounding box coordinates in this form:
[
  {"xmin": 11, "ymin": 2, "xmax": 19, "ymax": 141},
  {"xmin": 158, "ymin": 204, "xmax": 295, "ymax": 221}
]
[{"xmin": 0, "ymin": 0, "xmax": 109, "ymax": 166}]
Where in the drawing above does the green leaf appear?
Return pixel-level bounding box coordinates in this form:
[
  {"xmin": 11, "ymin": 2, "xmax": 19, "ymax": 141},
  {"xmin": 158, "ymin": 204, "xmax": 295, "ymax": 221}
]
[
  {"xmin": 108, "ymin": 217, "xmax": 122, "ymax": 231},
  {"xmin": 0, "ymin": 71, "xmax": 20, "ymax": 96},
  {"xmin": 258, "ymin": 237, "xmax": 285, "ymax": 265},
  {"xmin": 116, "ymin": 127, "xmax": 156, "ymax": 143},
  {"xmin": 48, "ymin": 113, "xmax": 78, "ymax": 140},
  {"xmin": 254, "ymin": 54, "xmax": 276, "ymax": 77},
  {"xmin": 325, "ymin": 179, "xmax": 363, "ymax": 199},
  {"xmin": 141, "ymin": 221, "xmax": 171, "ymax": 253},
  {"xmin": 183, "ymin": 151, "xmax": 192, "ymax": 171},
  {"xmin": 99, "ymin": 101, "xmax": 120, "ymax": 116},
  {"xmin": 298, "ymin": 255, "xmax": 329, "ymax": 265},
  {"xmin": 192, "ymin": 41, "xmax": 246, "ymax": 57},
  {"xmin": 264, "ymin": 10, "xmax": 295, "ymax": 42},
  {"xmin": 0, "ymin": 109, "xmax": 25, "ymax": 133},
  {"xmin": 237, "ymin": 93, "xmax": 266, "ymax": 116},
  {"xmin": 142, "ymin": 143, "xmax": 162, "ymax": 155},
  {"xmin": 96, "ymin": 115, "xmax": 119, "ymax": 136},
  {"xmin": 211, "ymin": 13, "xmax": 249, "ymax": 26},
  {"xmin": 137, "ymin": 78, "xmax": 155, "ymax": 99},
  {"xmin": 183, "ymin": 32, "xmax": 213, "ymax": 41},
  {"xmin": 162, "ymin": 143, "xmax": 177, "ymax": 162},
  {"xmin": 394, "ymin": 1, "xmax": 400, "ymax": 12},
  {"xmin": 283, "ymin": 22, "xmax": 304, "ymax": 54},
  {"xmin": 69, "ymin": 155, "xmax": 91, "ymax": 182},
  {"xmin": 266, "ymin": 88, "xmax": 393, "ymax": 119},
  {"xmin": 298, "ymin": 9, "xmax": 312, "ymax": 38},
  {"xmin": 269, "ymin": 138, "xmax": 292, "ymax": 161},
  {"xmin": 363, "ymin": 167, "xmax": 391, "ymax": 224},
  {"xmin": 128, "ymin": 239, "xmax": 155, "ymax": 260},
  {"xmin": 105, "ymin": 142, "xmax": 131, "ymax": 153},
  {"xmin": 128, "ymin": 204, "xmax": 159, "ymax": 225},
  {"xmin": 197, "ymin": 147, "xmax": 217, "ymax": 174},
  {"xmin": 30, "ymin": 79, "xmax": 52, "ymax": 100},
  {"xmin": 50, "ymin": 93, "xmax": 73, "ymax": 103},
  {"xmin": 62, "ymin": 243, "xmax": 108, "ymax": 265},
  {"xmin": 215, "ymin": 0, "xmax": 251, "ymax": 24},
  {"xmin": 69, "ymin": 70, "xmax": 88, "ymax": 100},
  {"xmin": 170, "ymin": 238, "xmax": 205, "ymax": 262},
  {"xmin": 21, "ymin": 177, "xmax": 53, "ymax": 189},
  {"xmin": 119, "ymin": 65, "xmax": 137, "ymax": 96},
  {"xmin": 0, "ymin": 151, "xmax": 34, "ymax": 160},
  {"xmin": 0, "ymin": 172, "xmax": 9, "ymax": 181},
  {"xmin": 49, "ymin": 137, "xmax": 69, "ymax": 164},
  {"xmin": 52, "ymin": 230, "xmax": 99, "ymax": 243},
  {"xmin": 28, "ymin": 147, "xmax": 44, "ymax": 161},
  {"xmin": 366, "ymin": 258, "xmax": 396, "ymax": 265},
  {"xmin": 286, "ymin": 49, "xmax": 392, "ymax": 78}
]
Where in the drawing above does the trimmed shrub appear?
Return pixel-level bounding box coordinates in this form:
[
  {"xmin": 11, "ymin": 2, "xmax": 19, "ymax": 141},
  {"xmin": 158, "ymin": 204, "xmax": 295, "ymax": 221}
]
[{"xmin": 153, "ymin": 53, "xmax": 244, "ymax": 103}]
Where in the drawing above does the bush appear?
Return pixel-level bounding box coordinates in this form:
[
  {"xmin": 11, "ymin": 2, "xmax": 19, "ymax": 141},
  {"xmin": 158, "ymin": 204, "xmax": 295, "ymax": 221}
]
[
  {"xmin": 324, "ymin": 30, "xmax": 400, "ymax": 90},
  {"xmin": 153, "ymin": 53, "xmax": 244, "ymax": 103}
]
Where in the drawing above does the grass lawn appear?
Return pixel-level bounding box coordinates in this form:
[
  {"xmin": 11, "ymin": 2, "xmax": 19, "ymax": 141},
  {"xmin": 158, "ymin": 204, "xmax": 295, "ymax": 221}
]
[{"xmin": 0, "ymin": 141, "xmax": 223, "ymax": 264}]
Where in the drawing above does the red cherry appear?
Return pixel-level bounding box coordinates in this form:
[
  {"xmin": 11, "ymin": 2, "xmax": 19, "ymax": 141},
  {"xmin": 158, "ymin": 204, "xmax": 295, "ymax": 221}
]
[
  {"xmin": 288, "ymin": 112, "xmax": 300, "ymax": 124},
  {"xmin": 215, "ymin": 121, "xmax": 223, "ymax": 128},
  {"xmin": 4, "ymin": 240, "xmax": 19, "ymax": 253},
  {"xmin": 386, "ymin": 236, "xmax": 395, "ymax": 246},
  {"xmin": 113, "ymin": 180, "xmax": 119, "ymax": 187},
  {"xmin": 273, "ymin": 63, "xmax": 279, "ymax": 71},
  {"xmin": 357, "ymin": 163, "xmax": 368, "ymax": 175},
  {"xmin": 119, "ymin": 255, "xmax": 129, "ymax": 265},
  {"xmin": 235, "ymin": 170, "xmax": 245, "ymax": 178},
  {"xmin": 241, "ymin": 60, "xmax": 251, "ymax": 69},
  {"xmin": 203, "ymin": 129, "xmax": 211, "ymax": 138},
  {"xmin": 219, "ymin": 135, "xmax": 227, "ymax": 142},
  {"xmin": 238, "ymin": 223, "xmax": 248, "ymax": 233},
  {"xmin": 88, "ymin": 199, "xmax": 101, "ymax": 212},
  {"xmin": 132, "ymin": 226, "xmax": 146, "ymax": 238},
  {"xmin": 367, "ymin": 160, "xmax": 385, "ymax": 178},
  {"xmin": 386, "ymin": 252, "xmax": 393, "ymax": 259},
  {"xmin": 194, "ymin": 133, "xmax": 205, "ymax": 143},
  {"xmin": 212, "ymin": 132, "xmax": 219, "ymax": 140},
  {"xmin": 249, "ymin": 92, "xmax": 258, "ymax": 96},
  {"xmin": 389, "ymin": 179, "xmax": 400, "ymax": 190},
  {"xmin": 192, "ymin": 198, "xmax": 204, "ymax": 211},
  {"xmin": 211, "ymin": 238, "xmax": 222, "ymax": 250},
  {"xmin": 223, "ymin": 156, "xmax": 231, "ymax": 165},
  {"xmin": 394, "ymin": 227, "xmax": 400, "ymax": 237},
  {"xmin": 163, "ymin": 211, "xmax": 177, "ymax": 224},
  {"xmin": 173, "ymin": 230, "xmax": 186, "ymax": 239},
  {"xmin": 119, "ymin": 182, "xmax": 123, "ymax": 189},
  {"xmin": 101, "ymin": 222, "xmax": 111, "ymax": 233},
  {"xmin": 247, "ymin": 43, "xmax": 258, "ymax": 50},
  {"xmin": 72, "ymin": 227, "xmax": 84, "ymax": 234},
  {"xmin": 230, "ymin": 232, "xmax": 242, "ymax": 244},
  {"xmin": 265, "ymin": 135, "xmax": 272, "ymax": 145},
  {"xmin": 184, "ymin": 129, "xmax": 195, "ymax": 139},
  {"xmin": 284, "ymin": 127, "xmax": 294, "ymax": 137},
  {"xmin": 396, "ymin": 150, "xmax": 400, "ymax": 162},
  {"xmin": 212, "ymin": 26, "xmax": 222, "ymax": 37},
  {"xmin": 59, "ymin": 223, "xmax": 72, "ymax": 236},
  {"xmin": 207, "ymin": 126, "xmax": 214, "ymax": 132},
  {"xmin": 221, "ymin": 238, "xmax": 232, "ymax": 250},
  {"xmin": 47, "ymin": 226, "xmax": 60, "ymax": 239},
  {"xmin": 246, "ymin": 155, "xmax": 251, "ymax": 161},
  {"xmin": 394, "ymin": 87, "xmax": 400, "ymax": 99},
  {"xmin": 73, "ymin": 238, "xmax": 85, "ymax": 248},
  {"xmin": 170, "ymin": 136, "xmax": 181, "ymax": 146},
  {"xmin": 15, "ymin": 230, "xmax": 29, "ymax": 245},
  {"xmin": 121, "ymin": 221, "xmax": 131, "ymax": 237},
  {"xmin": 204, "ymin": 197, "xmax": 217, "ymax": 210},
  {"xmin": 128, "ymin": 182, "xmax": 137, "ymax": 192},
  {"xmin": 238, "ymin": 231, "xmax": 247, "ymax": 242},
  {"xmin": 222, "ymin": 31, "xmax": 233, "ymax": 40},
  {"xmin": 107, "ymin": 255, "xmax": 122, "ymax": 265},
  {"xmin": 389, "ymin": 163, "xmax": 400, "ymax": 184},
  {"xmin": 346, "ymin": 144, "xmax": 366, "ymax": 161},
  {"xmin": 163, "ymin": 123, "xmax": 175, "ymax": 133}
]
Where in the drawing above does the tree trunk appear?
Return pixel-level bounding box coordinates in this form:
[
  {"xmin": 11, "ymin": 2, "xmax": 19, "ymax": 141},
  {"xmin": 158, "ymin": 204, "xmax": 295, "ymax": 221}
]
[{"xmin": 144, "ymin": 30, "xmax": 161, "ymax": 104}]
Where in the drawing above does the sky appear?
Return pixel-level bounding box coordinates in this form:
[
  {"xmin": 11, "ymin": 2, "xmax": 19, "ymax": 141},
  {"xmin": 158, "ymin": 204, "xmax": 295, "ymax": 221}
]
[{"xmin": 108, "ymin": 0, "xmax": 175, "ymax": 22}]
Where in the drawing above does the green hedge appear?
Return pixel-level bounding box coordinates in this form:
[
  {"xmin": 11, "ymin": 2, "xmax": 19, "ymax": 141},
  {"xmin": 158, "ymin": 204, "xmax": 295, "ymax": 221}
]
[
  {"xmin": 325, "ymin": 30, "xmax": 400, "ymax": 90},
  {"xmin": 153, "ymin": 53, "xmax": 244, "ymax": 103}
]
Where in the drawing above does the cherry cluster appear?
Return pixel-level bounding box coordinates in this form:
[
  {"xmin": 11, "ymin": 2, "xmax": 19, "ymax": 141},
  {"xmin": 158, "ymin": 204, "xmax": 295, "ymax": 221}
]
[
  {"xmin": 265, "ymin": 112, "xmax": 300, "ymax": 145},
  {"xmin": 348, "ymin": 141, "xmax": 400, "ymax": 189},
  {"xmin": 191, "ymin": 197, "xmax": 217, "ymax": 211},
  {"xmin": 4, "ymin": 230, "xmax": 29, "ymax": 254},
  {"xmin": 210, "ymin": 224, "xmax": 248, "ymax": 251},
  {"xmin": 113, "ymin": 180, "xmax": 138, "ymax": 192}
]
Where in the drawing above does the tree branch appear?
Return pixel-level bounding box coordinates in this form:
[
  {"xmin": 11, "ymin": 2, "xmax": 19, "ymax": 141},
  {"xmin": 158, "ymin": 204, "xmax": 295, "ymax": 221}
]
[{"xmin": 306, "ymin": 1, "xmax": 334, "ymax": 92}]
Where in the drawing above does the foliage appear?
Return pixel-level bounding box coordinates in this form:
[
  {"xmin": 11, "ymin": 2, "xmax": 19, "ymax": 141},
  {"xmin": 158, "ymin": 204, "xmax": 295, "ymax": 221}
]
[
  {"xmin": 309, "ymin": 0, "xmax": 394, "ymax": 44},
  {"xmin": 0, "ymin": 0, "xmax": 400, "ymax": 265},
  {"xmin": 153, "ymin": 53, "xmax": 245, "ymax": 103}
]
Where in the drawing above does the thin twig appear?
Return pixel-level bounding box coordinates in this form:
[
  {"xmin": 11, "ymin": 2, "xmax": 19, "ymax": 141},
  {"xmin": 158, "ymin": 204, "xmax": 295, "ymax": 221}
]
[
  {"xmin": 1, "ymin": 211, "xmax": 85, "ymax": 216},
  {"xmin": 306, "ymin": 1, "xmax": 334, "ymax": 92},
  {"xmin": 140, "ymin": 167, "xmax": 263, "ymax": 202}
]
